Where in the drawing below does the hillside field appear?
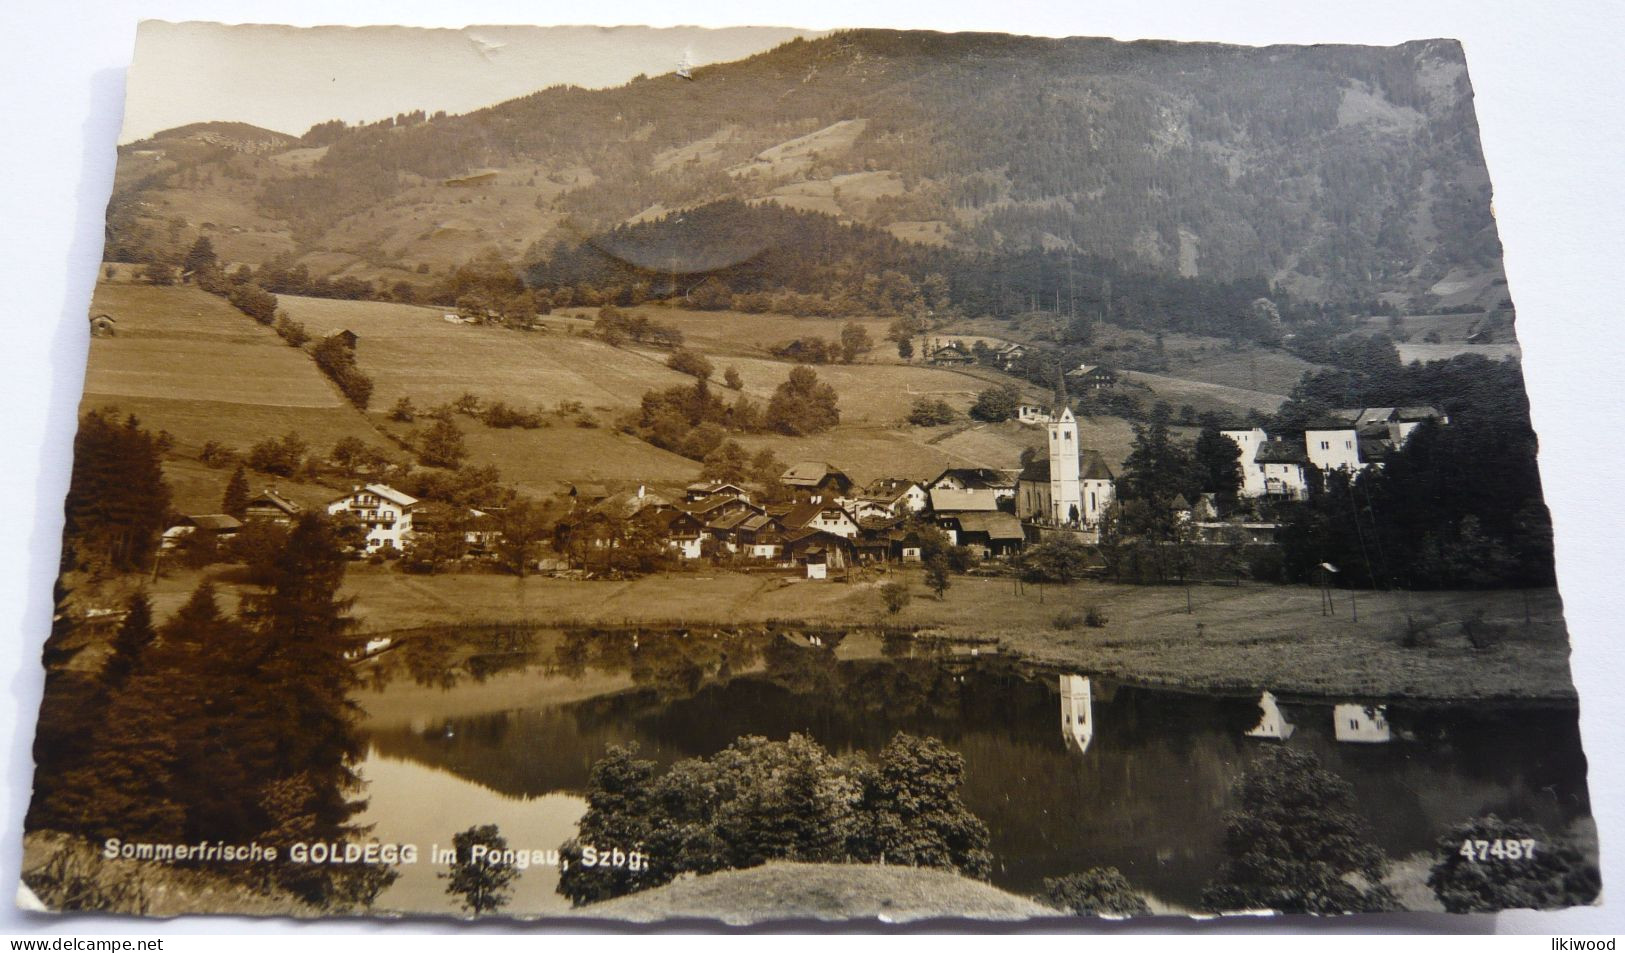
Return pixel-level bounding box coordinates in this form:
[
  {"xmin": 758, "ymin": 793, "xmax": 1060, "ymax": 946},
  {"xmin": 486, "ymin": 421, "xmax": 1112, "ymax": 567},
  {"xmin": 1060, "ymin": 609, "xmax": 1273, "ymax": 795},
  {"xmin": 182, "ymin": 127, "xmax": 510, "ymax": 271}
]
[{"xmin": 80, "ymin": 282, "xmax": 390, "ymax": 459}]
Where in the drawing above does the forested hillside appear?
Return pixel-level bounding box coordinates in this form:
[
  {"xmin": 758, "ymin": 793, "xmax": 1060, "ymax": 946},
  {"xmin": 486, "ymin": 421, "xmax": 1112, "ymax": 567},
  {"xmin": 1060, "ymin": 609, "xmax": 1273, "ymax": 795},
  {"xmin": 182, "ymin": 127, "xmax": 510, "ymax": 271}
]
[{"xmin": 108, "ymin": 30, "xmax": 1504, "ymax": 310}]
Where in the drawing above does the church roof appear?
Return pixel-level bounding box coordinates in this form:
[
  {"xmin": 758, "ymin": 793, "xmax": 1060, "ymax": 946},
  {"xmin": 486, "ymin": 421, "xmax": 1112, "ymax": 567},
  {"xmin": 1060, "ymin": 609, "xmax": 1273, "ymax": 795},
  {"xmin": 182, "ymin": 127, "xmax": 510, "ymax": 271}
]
[{"xmin": 1017, "ymin": 449, "xmax": 1115, "ymax": 483}]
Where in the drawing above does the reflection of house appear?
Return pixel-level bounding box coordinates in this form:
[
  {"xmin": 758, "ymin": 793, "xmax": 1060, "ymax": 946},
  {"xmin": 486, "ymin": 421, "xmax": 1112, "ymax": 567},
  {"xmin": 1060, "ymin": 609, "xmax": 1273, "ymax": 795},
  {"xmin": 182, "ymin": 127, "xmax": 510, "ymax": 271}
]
[
  {"xmin": 1015, "ymin": 408, "xmax": 1116, "ymax": 530},
  {"xmin": 1244, "ymin": 691, "xmax": 1295, "ymax": 740},
  {"xmin": 780, "ymin": 462, "xmax": 855, "ymax": 502},
  {"xmin": 1060, "ymin": 674, "xmax": 1094, "ymax": 755},
  {"xmin": 1333, "ymin": 703, "xmax": 1391, "ymax": 743},
  {"xmin": 244, "ymin": 488, "xmax": 302, "ymax": 525},
  {"xmin": 326, "ymin": 483, "xmax": 419, "ymax": 552}
]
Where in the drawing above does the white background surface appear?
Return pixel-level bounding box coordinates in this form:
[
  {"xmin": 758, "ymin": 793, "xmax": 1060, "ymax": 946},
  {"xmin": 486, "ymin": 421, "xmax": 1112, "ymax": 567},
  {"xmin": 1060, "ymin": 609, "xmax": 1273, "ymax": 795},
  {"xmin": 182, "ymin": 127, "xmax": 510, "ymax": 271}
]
[{"xmin": 1, "ymin": 0, "xmax": 1621, "ymax": 937}]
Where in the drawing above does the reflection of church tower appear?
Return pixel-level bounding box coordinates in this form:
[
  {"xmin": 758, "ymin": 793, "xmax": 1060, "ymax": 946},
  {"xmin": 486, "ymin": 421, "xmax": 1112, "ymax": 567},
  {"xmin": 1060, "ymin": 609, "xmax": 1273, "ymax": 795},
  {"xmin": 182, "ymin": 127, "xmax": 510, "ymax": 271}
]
[
  {"xmin": 1059, "ymin": 674, "xmax": 1094, "ymax": 754},
  {"xmin": 1048, "ymin": 409, "xmax": 1083, "ymax": 526}
]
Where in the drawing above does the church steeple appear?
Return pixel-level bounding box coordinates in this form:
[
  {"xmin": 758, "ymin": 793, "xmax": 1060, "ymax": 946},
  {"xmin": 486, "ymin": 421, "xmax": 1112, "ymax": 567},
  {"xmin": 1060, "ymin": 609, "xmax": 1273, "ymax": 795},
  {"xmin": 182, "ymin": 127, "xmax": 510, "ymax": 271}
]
[{"xmin": 1053, "ymin": 362, "xmax": 1070, "ymax": 415}]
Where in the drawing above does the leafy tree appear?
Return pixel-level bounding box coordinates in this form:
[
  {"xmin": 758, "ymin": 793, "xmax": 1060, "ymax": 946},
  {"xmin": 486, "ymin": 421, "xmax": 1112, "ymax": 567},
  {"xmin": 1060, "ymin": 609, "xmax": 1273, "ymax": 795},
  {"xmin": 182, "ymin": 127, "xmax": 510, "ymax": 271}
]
[
  {"xmin": 897, "ymin": 336, "xmax": 914, "ymax": 361},
  {"xmin": 247, "ymin": 431, "xmax": 308, "ymax": 476},
  {"xmin": 1201, "ymin": 747, "xmax": 1397, "ymax": 914},
  {"xmin": 441, "ymin": 824, "xmax": 520, "ymax": 915},
  {"xmin": 389, "ymin": 396, "xmax": 417, "ymax": 422},
  {"xmin": 666, "ymin": 348, "xmax": 714, "ymax": 381},
  {"xmin": 723, "ymin": 365, "xmax": 743, "ymax": 390},
  {"xmin": 1014, "ymin": 537, "xmax": 1099, "ymax": 583},
  {"xmin": 495, "ymin": 498, "xmax": 557, "ymax": 576},
  {"xmin": 1042, "ymin": 868, "xmax": 1151, "ymax": 917},
  {"xmin": 1118, "ymin": 404, "xmax": 1199, "ymax": 540},
  {"xmin": 924, "ymin": 555, "xmax": 952, "ymax": 599},
  {"xmin": 137, "ymin": 262, "xmax": 175, "ymax": 286},
  {"xmin": 840, "ymin": 321, "xmax": 875, "ymax": 363},
  {"xmin": 906, "ymin": 398, "xmax": 956, "ymax": 427},
  {"xmin": 851, "ymin": 733, "xmax": 991, "ymax": 878},
  {"xmin": 218, "ymin": 466, "xmax": 250, "ymax": 521},
  {"xmin": 968, "ymin": 384, "xmax": 1021, "ymax": 422},
  {"xmin": 766, "ymin": 366, "xmax": 840, "ymax": 436},
  {"xmin": 700, "ymin": 440, "xmax": 751, "ymax": 484},
  {"xmin": 418, "ymin": 418, "xmax": 468, "ymax": 469},
  {"xmin": 1426, "ymin": 815, "xmax": 1599, "ymax": 913}
]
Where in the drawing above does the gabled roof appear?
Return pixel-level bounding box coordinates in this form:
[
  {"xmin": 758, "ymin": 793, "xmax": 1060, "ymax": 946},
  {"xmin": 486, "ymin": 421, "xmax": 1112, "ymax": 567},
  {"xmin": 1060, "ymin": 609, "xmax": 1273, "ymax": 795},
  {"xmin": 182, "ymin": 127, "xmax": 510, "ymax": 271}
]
[
  {"xmin": 183, "ymin": 514, "xmax": 242, "ymax": 531},
  {"xmin": 364, "ymin": 484, "xmax": 418, "ymax": 507},
  {"xmin": 686, "ymin": 481, "xmax": 749, "ymax": 496},
  {"xmin": 944, "ymin": 511, "xmax": 1024, "ymax": 541},
  {"xmin": 929, "ymin": 467, "xmax": 1015, "ymax": 490},
  {"xmin": 704, "ymin": 510, "xmax": 754, "ymax": 532},
  {"xmin": 857, "ymin": 478, "xmax": 920, "ymax": 505},
  {"xmin": 928, "ymin": 488, "xmax": 1001, "ymax": 513},
  {"xmin": 1017, "ymin": 450, "xmax": 1115, "ymax": 483},
  {"xmin": 780, "ymin": 461, "xmax": 851, "ymax": 488},
  {"xmin": 1358, "ymin": 437, "xmax": 1394, "ymax": 463},
  {"xmin": 1394, "ymin": 406, "xmax": 1444, "ymax": 421},
  {"xmin": 779, "ymin": 501, "xmax": 853, "ymax": 530},
  {"xmin": 248, "ymin": 489, "xmax": 301, "ymax": 514},
  {"xmin": 678, "ymin": 495, "xmax": 760, "ymax": 518},
  {"xmin": 594, "ymin": 486, "xmax": 672, "ymax": 517}
]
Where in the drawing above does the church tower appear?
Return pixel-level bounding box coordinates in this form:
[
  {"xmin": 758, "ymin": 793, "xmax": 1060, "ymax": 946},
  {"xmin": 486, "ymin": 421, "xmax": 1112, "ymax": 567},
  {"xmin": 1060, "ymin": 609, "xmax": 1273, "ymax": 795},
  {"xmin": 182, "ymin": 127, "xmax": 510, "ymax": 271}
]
[{"xmin": 1047, "ymin": 407, "xmax": 1083, "ymax": 525}]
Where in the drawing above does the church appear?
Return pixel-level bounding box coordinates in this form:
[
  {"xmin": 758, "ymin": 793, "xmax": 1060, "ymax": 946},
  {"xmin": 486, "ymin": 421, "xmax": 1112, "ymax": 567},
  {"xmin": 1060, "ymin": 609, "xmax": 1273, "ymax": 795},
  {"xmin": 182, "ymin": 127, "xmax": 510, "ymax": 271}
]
[{"xmin": 1015, "ymin": 407, "xmax": 1116, "ymax": 530}]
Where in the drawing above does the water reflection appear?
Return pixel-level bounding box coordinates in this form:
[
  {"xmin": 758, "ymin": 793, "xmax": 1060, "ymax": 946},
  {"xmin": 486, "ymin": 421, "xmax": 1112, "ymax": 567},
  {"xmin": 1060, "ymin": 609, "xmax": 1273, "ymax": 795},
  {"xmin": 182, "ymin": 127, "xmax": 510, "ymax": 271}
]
[{"xmin": 356, "ymin": 625, "xmax": 1592, "ymax": 910}]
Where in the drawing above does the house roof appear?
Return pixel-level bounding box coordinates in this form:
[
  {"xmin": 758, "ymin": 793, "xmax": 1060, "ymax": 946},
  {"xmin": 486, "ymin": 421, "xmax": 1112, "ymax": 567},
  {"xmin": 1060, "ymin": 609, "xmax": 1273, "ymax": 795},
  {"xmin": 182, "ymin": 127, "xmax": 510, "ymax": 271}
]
[
  {"xmin": 1017, "ymin": 449, "xmax": 1115, "ymax": 483},
  {"xmin": 857, "ymin": 478, "xmax": 920, "ymax": 505},
  {"xmin": 779, "ymin": 501, "xmax": 852, "ymax": 530},
  {"xmin": 946, "ymin": 511, "xmax": 1025, "ymax": 541},
  {"xmin": 1066, "ymin": 363, "xmax": 1114, "ymax": 378},
  {"xmin": 780, "ymin": 461, "xmax": 850, "ymax": 488},
  {"xmin": 704, "ymin": 510, "xmax": 754, "ymax": 532},
  {"xmin": 594, "ymin": 486, "xmax": 671, "ymax": 517},
  {"xmin": 248, "ymin": 489, "xmax": 301, "ymax": 514},
  {"xmin": 685, "ymin": 481, "xmax": 749, "ymax": 496},
  {"xmin": 185, "ymin": 514, "xmax": 242, "ymax": 531},
  {"xmin": 929, "ymin": 467, "xmax": 1015, "ymax": 490},
  {"xmin": 1394, "ymin": 406, "xmax": 1444, "ymax": 421},
  {"xmin": 1255, "ymin": 440, "xmax": 1309, "ymax": 464},
  {"xmin": 1358, "ymin": 437, "xmax": 1394, "ymax": 463},
  {"xmin": 364, "ymin": 484, "xmax": 418, "ymax": 507},
  {"xmin": 928, "ymin": 488, "xmax": 1001, "ymax": 512}
]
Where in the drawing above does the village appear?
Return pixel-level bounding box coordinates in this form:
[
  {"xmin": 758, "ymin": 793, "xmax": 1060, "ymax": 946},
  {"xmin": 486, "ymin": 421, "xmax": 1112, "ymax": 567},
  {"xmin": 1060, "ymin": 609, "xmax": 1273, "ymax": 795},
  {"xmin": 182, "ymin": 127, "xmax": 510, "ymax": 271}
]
[{"xmin": 158, "ymin": 357, "xmax": 1449, "ymax": 584}]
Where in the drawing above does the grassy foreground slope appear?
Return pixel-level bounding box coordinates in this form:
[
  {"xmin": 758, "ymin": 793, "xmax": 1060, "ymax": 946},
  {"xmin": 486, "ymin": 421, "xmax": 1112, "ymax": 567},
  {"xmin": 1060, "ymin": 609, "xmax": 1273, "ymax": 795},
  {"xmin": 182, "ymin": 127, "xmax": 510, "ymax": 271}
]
[{"xmin": 573, "ymin": 861, "xmax": 1053, "ymax": 925}]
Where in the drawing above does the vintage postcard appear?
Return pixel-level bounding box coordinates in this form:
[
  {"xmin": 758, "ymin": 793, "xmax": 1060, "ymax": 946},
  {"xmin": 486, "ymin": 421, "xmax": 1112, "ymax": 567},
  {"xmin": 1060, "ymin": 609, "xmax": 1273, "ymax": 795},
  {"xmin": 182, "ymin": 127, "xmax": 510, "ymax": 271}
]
[{"xmin": 18, "ymin": 21, "xmax": 1599, "ymax": 922}]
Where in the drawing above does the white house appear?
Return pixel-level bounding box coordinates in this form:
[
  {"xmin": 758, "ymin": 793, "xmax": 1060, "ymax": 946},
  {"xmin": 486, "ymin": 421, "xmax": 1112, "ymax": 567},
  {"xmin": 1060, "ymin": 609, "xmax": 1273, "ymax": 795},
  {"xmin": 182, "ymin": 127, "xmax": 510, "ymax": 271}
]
[
  {"xmin": 1017, "ymin": 404, "xmax": 1053, "ymax": 425},
  {"xmin": 1306, "ymin": 428, "xmax": 1363, "ymax": 474},
  {"xmin": 327, "ymin": 483, "xmax": 419, "ymax": 552}
]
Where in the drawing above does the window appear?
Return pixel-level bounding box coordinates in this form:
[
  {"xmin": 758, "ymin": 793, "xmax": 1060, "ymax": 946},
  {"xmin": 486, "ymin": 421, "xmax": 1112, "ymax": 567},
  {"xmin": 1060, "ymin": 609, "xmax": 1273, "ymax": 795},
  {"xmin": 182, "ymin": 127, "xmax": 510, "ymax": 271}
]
[{"xmin": 1320, "ymin": 441, "xmax": 1330, "ymax": 450}]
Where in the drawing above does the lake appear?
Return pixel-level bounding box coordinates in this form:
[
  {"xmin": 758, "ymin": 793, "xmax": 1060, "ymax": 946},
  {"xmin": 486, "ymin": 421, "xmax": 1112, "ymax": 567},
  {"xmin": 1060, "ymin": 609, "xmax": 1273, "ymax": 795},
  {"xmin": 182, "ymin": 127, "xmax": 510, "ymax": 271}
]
[{"xmin": 351, "ymin": 624, "xmax": 1592, "ymax": 917}]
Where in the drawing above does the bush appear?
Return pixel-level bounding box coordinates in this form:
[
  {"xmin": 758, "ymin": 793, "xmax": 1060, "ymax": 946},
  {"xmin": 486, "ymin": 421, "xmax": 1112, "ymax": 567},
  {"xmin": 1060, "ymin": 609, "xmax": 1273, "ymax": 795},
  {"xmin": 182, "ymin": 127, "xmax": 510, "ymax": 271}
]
[
  {"xmin": 1051, "ymin": 610, "xmax": 1084, "ymax": 631},
  {"xmin": 906, "ymin": 398, "xmax": 957, "ymax": 427},
  {"xmin": 1041, "ymin": 869, "xmax": 1151, "ymax": 917},
  {"xmin": 247, "ymin": 431, "xmax": 308, "ymax": 476},
  {"xmin": 880, "ymin": 581, "xmax": 911, "ymax": 615},
  {"xmin": 481, "ymin": 401, "xmax": 544, "ymax": 429},
  {"xmin": 665, "ymin": 348, "xmax": 714, "ymax": 381},
  {"xmin": 1427, "ymin": 815, "xmax": 1599, "ymax": 913},
  {"xmin": 1084, "ymin": 605, "xmax": 1107, "ymax": 628}
]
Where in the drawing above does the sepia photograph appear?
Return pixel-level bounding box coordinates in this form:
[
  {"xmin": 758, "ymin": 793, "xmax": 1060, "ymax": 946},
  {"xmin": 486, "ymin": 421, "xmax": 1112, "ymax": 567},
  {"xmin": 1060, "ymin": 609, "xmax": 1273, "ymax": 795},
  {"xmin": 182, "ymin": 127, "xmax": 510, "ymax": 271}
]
[{"xmin": 8, "ymin": 10, "xmax": 1616, "ymax": 929}]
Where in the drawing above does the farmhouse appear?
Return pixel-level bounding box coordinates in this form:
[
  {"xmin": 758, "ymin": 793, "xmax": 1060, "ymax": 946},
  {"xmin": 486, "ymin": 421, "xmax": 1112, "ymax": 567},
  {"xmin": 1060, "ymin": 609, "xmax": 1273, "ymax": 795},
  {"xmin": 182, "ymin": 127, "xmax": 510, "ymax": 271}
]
[
  {"xmin": 936, "ymin": 511, "xmax": 1025, "ymax": 557},
  {"xmin": 161, "ymin": 513, "xmax": 241, "ymax": 549},
  {"xmin": 853, "ymin": 478, "xmax": 927, "ymax": 518},
  {"xmin": 1064, "ymin": 364, "xmax": 1118, "ymax": 390},
  {"xmin": 776, "ymin": 501, "xmax": 860, "ymax": 539},
  {"xmin": 324, "ymin": 329, "xmax": 359, "ymax": 351},
  {"xmin": 993, "ymin": 342, "xmax": 1028, "ymax": 370},
  {"xmin": 326, "ymin": 483, "xmax": 418, "ymax": 552},
  {"xmin": 926, "ymin": 467, "xmax": 1017, "ymax": 501},
  {"xmin": 1016, "ymin": 404, "xmax": 1053, "ymax": 425},
  {"xmin": 780, "ymin": 462, "xmax": 855, "ymax": 502},
  {"xmin": 927, "ymin": 342, "xmax": 974, "ymax": 366},
  {"xmin": 244, "ymin": 488, "xmax": 302, "ymax": 525}
]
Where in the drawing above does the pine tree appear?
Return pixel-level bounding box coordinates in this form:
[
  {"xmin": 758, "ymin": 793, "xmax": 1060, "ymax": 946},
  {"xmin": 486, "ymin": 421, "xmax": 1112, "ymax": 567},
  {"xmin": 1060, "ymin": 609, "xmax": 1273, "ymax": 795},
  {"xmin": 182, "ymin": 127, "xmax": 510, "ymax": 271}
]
[
  {"xmin": 100, "ymin": 592, "xmax": 155, "ymax": 696},
  {"xmin": 222, "ymin": 465, "xmax": 250, "ymax": 519}
]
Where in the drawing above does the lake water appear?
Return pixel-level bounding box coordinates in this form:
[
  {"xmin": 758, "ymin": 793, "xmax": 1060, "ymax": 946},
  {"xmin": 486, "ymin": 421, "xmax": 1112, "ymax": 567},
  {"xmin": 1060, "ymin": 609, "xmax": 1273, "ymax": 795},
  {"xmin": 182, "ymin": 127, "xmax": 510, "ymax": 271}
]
[{"xmin": 352, "ymin": 625, "xmax": 1592, "ymax": 917}]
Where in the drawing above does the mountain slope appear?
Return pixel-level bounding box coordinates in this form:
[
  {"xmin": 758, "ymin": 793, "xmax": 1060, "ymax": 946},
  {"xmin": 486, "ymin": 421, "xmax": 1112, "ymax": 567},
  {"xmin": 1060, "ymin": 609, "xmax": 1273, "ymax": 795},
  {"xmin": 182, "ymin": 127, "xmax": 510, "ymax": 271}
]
[{"xmin": 107, "ymin": 29, "xmax": 1505, "ymax": 308}]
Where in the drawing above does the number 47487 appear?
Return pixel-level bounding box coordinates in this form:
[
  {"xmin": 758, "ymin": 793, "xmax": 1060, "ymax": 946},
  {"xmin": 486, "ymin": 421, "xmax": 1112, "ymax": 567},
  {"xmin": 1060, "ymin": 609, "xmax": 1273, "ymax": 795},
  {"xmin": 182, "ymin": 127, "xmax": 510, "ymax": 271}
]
[{"xmin": 1459, "ymin": 839, "xmax": 1538, "ymax": 861}]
